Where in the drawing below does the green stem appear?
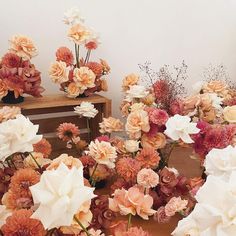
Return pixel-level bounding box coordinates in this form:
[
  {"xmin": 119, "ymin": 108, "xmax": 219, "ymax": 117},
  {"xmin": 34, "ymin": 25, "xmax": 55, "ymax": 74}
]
[
  {"xmin": 89, "ymin": 163, "xmax": 98, "ymax": 187},
  {"xmin": 75, "ymin": 44, "xmax": 80, "ymax": 68},
  {"xmin": 29, "ymin": 152, "xmax": 41, "ymax": 170},
  {"xmin": 127, "ymin": 213, "xmax": 132, "ymax": 231},
  {"xmin": 74, "ymin": 215, "xmax": 90, "ymax": 236},
  {"xmin": 85, "ymin": 49, "xmax": 91, "ymax": 64},
  {"xmin": 86, "ymin": 118, "xmax": 91, "ymax": 142}
]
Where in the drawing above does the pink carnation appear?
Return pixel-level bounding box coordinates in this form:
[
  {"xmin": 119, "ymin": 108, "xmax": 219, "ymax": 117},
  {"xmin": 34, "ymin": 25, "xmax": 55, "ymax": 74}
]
[
  {"xmin": 148, "ymin": 108, "xmax": 169, "ymax": 126},
  {"xmin": 123, "ymin": 227, "xmax": 151, "ymax": 236},
  {"xmin": 137, "ymin": 168, "xmax": 159, "ymax": 188},
  {"xmin": 153, "ymin": 206, "xmax": 171, "ymax": 223},
  {"xmin": 164, "ymin": 197, "xmax": 188, "ymax": 217}
]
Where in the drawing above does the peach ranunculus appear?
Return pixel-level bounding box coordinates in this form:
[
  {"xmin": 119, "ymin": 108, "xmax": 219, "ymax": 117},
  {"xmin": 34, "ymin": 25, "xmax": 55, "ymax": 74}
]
[
  {"xmin": 137, "ymin": 168, "xmax": 159, "ymax": 189},
  {"xmin": 88, "ymin": 140, "xmax": 117, "ymax": 168},
  {"xmin": 47, "ymin": 153, "xmax": 83, "ymax": 170},
  {"xmin": 68, "ymin": 23, "xmax": 92, "ymax": 45},
  {"xmin": 99, "ymin": 117, "xmax": 123, "ymax": 134},
  {"xmin": 122, "ymin": 73, "xmax": 139, "ymax": 91},
  {"xmin": 0, "ymin": 79, "xmax": 8, "ymax": 99},
  {"xmin": 49, "ymin": 61, "xmax": 69, "ymax": 84},
  {"xmin": 120, "ymin": 101, "xmax": 131, "ymax": 117},
  {"xmin": 164, "ymin": 197, "xmax": 188, "ymax": 217},
  {"xmin": 130, "ymin": 102, "xmax": 146, "ymax": 113},
  {"xmin": 66, "ymin": 82, "xmax": 81, "ymax": 98},
  {"xmin": 125, "ymin": 110, "xmax": 150, "ymax": 139},
  {"xmin": 141, "ymin": 133, "xmax": 166, "ymax": 149},
  {"xmin": 109, "ymin": 187, "xmax": 156, "ymax": 219},
  {"xmin": 203, "ymin": 80, "xmax": 229, "ymax": 97},
  {"xmin": 73, "ymin": 66, "xmax": 95, "ymax": 93},
  {"xmin": 183, "ymin": 95, "xmax": 200, "ymax": 114},
  {"xmin": 9, "ymin": 35, "xmax": 37, "ymax": 60},
  {"xmin": 223, "ymin": 105, "xmax": 236, "ymax": 123}
]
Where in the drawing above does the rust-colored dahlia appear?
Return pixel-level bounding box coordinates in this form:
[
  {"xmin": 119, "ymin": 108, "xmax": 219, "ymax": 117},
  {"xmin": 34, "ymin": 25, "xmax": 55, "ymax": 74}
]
[
  {"xmin": 86, "ymin": 62, "xmax": 103, "ymax": 76},
  {"xmin": 136, "ymin": 148, "xmax": 160, "ymax": 169},
  {"xmin": 56, "ymin": 46, "xmax": 74, "ymax": 65},
  {"xmin": 1, "ymin": 52, "xmax": 21, "ymax": 68},
  {"xmin": 57, "ymin": 122, "xmax": 80, "ymax": 142},
  {"xmin": 33, "ymin": 138, "xmax": 52, "ymax": 158},
  {"xmin": 1, "ymin": 209, "xmax": 46, "ymax": 236},
  {"xmin": 9, "ymin": 168, "xmax": 40, "ymax": 198},
  {"xmin": 116, "ymin": 157, "xmax": 141, "ymax": 182}
]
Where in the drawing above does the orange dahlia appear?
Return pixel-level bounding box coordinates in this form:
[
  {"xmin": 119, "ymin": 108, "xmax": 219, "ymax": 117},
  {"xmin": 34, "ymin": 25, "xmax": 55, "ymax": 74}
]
[
  {"xmin": 1, "ymin": 209, "xmax": 46, "ymax": 236},
  {"xmin": 57, "ymin": 122, "xmax": 80, "ymax": 142},
  {"xmin": 86, "ymin": 62, "xmax": 103, "ymax": 76},
  {"xmin": 33, "ymin": 138, "xmax": 52, "ymax": 158},
  {"xmin": 136, "ymin": 148, "xmax": 160, "ymax": 169},
  {"xmin": 9, "ymin": 168, "xmax": 40, "ymax": 198}
]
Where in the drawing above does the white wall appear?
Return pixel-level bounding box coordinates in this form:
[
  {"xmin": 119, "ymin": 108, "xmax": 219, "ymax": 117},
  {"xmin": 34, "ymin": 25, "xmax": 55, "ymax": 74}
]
[{"xmin": 1, "ymin": 0, "xmax": 236, "ymax": 117}]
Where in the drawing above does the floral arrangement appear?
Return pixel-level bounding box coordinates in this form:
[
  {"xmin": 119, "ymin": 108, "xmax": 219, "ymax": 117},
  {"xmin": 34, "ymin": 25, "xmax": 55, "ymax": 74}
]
[
  {"xmin": 173, "ymin": 145, "xmax": 236, "ymax": 235},
  {"xmin": 0, "ymin": 35, "xmax": 44, "ymax": 103},
  {"xmin": 182, "ymin": 65, "xmax": 236, "ymax": 161},
  {"xmin": 49, "ymin": 7, "xmax": 110, "ymax": 98}
]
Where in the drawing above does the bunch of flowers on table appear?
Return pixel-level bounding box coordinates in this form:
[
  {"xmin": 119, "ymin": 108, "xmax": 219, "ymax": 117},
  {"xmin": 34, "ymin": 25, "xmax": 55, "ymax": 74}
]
[
  {"xmin": 49, "ymin": 7, "xmax": 110, "ymax": 98},
  {"xmin": 182, "ymin": 65, "xmax": 236, "ymax": 162},
  {"xmin": 0, "ymin": 35, "xmax": 44, "ymax": 102},
  {"xmin": 173, "ymin": 145, "xmax": 236, "ymax": 236}
]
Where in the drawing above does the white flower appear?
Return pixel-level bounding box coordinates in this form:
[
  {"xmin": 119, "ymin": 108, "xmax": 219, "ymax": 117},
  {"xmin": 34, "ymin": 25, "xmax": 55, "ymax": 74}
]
[
  {"xmin": 63, "ymin": 7, "xmax": 84, "ymax": 25},
  {"xmin": 0, "ymin": 205, "xmax": 11, "ymax": 227},
  {"xmin": 30, "ymin": 163, "xmax": 95, "ymax": 230},
  {"xmin": 192, "ymin": 81, "xmax": 205, "ymax": 94},
  {"xmin": 204, "ymin": 146, "xmax": 236, "ymax": 179},
  {"xmin": 125, "ymin": 85, "xmax": 149, "ymax": 102},
  {"xmin": 74, "ymin": 102, "xmax": 98, "ymax": 118},
  {"xmin": 88, "ymin": 140, "xmax": 117, "ymax": 168},
  {"xmin": 124, "ymin": 140, "xmax": 140, "ymax": 153},
  {"xmin": 164, "ymin": 115, "xmax": 199, "ymax": 143},
  {"xmin": 0, "ymin": 114, "xmax": 42, "ymax": 161},
  {"xmin": 208, "ymin": 93, "xmax": 223, "ymax": 110}
]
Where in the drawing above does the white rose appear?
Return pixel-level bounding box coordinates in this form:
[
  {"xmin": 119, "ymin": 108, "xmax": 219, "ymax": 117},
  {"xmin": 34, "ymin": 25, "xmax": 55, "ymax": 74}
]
[
  {"xmin": 124, "ymin": 140, "xmax": 139, "ymax": 153},
  {"xmin": 164, "ymin": 114, "xmax": 200, "ymax": 143},
  {"xmin": 223, "ymin": 105, "xmax": 236, "ymax": 123},
  {"xmin": 0, "ymin": 114, "xmax": 42, "ymax": 161},
  {"xmin": 192, "ymin": 80, "xmax": 205, "ymax": 95},
  {"xmin": 208, "ymin": 93, "xmax": 223, "ymax": 110},
  {"xmin": 204, "ymin": 146, "xmax": 236, "ymax": 179},
  {"xmin": 125, "ymin": 85, "xmax": 149, "ymax": 102},
  {"xmin": 30, "ymin": 163, "xmax": 96, "ymax": 230},
  {"xmin": 63, "ymin": 7, "xmax": 84, "ymax": 25},
  {"xmin": 74, "ymin": 102, "xmax": 98, "ymax": 118}
]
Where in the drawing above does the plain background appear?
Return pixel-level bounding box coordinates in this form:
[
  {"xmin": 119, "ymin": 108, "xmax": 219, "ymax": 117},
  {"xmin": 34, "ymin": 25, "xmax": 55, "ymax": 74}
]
[{"xmin": 1, "ymin": 0, "xmax": 236, "ymax": 117}]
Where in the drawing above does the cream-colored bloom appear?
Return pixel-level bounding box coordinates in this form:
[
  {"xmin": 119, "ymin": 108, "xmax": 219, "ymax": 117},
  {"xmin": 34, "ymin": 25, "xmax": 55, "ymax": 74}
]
[
  {"xmin": 122, "ymin": 73, "xmax": 139, "ymax": 91},
  {"xmin": 204, "ymin": 146, "xmax": 236, "ymax": 179},
  {"xmin": 67, "ymin": 82, "xmax": 82, "ymax": 98},
  {"xmin": 47, "ymin": 153, "xmax": 83, "ymax": 170},
  {"xmin": 164, "ymin": 115, "xmax": 199, "ymax": 143},
  {"xmin": 125, "ymin": 85, "xmax": 149, "ymax": 102},
  {"xmin": 99, "ymin": 117, "xmax": 123, "ymax": 133},
  {"xmin": 137, "ymin": 168, "xmax": 159, "ymax": 188},
  {"xmin": 24, "ymin": 152, "xmax": 51, "ymax": 169},
  {"xmin": 124, "ymin": 140, "xmax": 140, "ymax": 153},
  {"xmin": 165, "ymin": 197, "xmax": 188, "ymax": 217},
  {"xmin": 30, "ymin": 163, "xmax": 95, "ymax": 229},
  {"xmin": 49, "ymin": 61, "xmax": 69, "ymax": 84},
  {"xmin": 73, "ymin": 67, "xmax": 95, "ymax": 92},
  {"xmin": 223, "ymin": 105, "xmax": 236, "ymax": 123},
  {"xmin": 63, "ymin": 7, "xmax": 84, "ymax": 25},
  {"xmin": 191, "ymin": 81, "xmax": 205, "ymax": 94},
  {"xmin": 0, "ymin": 106, "xmax": 21, "ymax": 122},
  {"xmin": 9, "ymin": 35, "xmax": 37, "ymax": 60},
  {"xmin": 74, "ymin": 102, "xmax": 98, "ymax": 118},
  {"xmin": 0, "ymin": 205, "xmax": 11, "ymax": 227},
  {"xmin": 68, "ymin": 24, "xmax": 92, "ymax": 45},
  {"xmin": 130, "ymin": 102, "xmax": 146, "ymax": 112},
  {"xmin": 88, "ymin": 140, "xmax": 117, "ymax": 168},
  {"xmin": 125, "ymin": 110, "xmax": 150, "ymax": 139},
  {"xmin": 0, "ymin": 114, "xmax": 42, "ymax": 161}
]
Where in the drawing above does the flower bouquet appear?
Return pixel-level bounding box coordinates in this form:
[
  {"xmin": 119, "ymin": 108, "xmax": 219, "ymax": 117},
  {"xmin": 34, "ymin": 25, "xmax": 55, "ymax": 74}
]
[
  {"xmin": 49, "ymin": 7, "xmax": 110, "ymax": 98},
  {"xmin": 0, "ymin": 35, "xmax": 44, "ymax": 104}
]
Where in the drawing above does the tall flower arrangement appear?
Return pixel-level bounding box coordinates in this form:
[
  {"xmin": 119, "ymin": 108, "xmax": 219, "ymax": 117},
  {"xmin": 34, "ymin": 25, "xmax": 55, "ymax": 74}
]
[
  {"xmin": 49, "ymin": 7, "xmax": 110, "ymax": 98},
  {"xmin": 0, "ymin": 35, "xmax": 44, "ymax": 103}
]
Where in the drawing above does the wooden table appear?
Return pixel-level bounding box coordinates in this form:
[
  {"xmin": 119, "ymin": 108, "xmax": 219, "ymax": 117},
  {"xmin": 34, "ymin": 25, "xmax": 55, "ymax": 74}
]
[{"xmin": 0, "ymin": 94, "xmax": 112, "ymax": 157}]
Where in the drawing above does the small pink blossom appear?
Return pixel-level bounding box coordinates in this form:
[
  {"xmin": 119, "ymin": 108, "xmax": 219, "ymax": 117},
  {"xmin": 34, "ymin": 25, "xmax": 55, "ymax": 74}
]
[
  {"xmin": 137, "ymin": 168, "xmax": 159, "ymax": 188},
  {"xmin": 153, "ymin": 206, "xmax": 171, "ymax": 223},
  {"xmin": 164, "ymin": 196, "xmax": 188, "ymax": 217}
]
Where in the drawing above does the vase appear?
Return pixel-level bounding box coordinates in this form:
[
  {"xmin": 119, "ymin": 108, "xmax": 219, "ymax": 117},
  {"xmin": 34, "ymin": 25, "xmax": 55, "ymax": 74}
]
[
  {"xmin": 1, "ymin": 91, "xmax": 24, "ymax": 104},
  {"xmin": 76, "ymin": 93, "xmax": 88, "ymax": 98}
]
